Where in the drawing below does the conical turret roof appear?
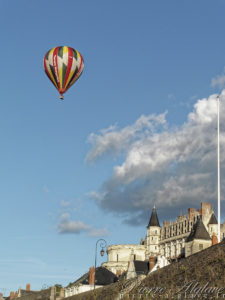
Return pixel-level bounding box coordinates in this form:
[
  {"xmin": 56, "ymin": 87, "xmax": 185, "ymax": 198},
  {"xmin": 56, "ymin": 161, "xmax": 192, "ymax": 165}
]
[
  {"xmin": 186, "ymin": 217, "xmax": 211, "ymax": 242},
  {"xmin": 208, "ymin": 213, "xmax": 218, "ymax": 225},
  {"xmin": 147, "ymin": 206, "xmax": 160, "ymax": 227}
]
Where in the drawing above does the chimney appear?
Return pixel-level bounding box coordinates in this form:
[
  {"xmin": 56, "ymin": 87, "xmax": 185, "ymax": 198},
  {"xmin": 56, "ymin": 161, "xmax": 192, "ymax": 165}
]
[
  {"xmin": 89, "ymin": 266, "xmax": 95, "ymax": 285},
  {"xmin": 188, "ymin": 208, "xmax": 196, "ymax": 221},
  {"xmin": 10, "ymin": 292, "xmax": 15, "ymax": 300},
  {"xmin": 201, "ymin": 202, "xmax": 212, "ymax": 216},
  {"xmin": 149, "ymin": 257, "xmax": 156, "ymax": 272},
  {"xmin": 26, "ymin": 284, "xmax": 31, "ymax": 291},
  {"xmin": 212, "ymin": 233, "xmax": 218, "ymax": 245}
]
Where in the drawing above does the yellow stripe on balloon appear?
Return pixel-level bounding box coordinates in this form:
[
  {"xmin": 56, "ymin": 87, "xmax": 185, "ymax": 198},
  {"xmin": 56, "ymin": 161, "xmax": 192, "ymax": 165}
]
[
  {"xmin": 64, "ymin": 58, "xmax": 76, "ymax": 90},
  {"xmin": 63, "ymin": 46, "xmax": 68, "ymax": 55}
]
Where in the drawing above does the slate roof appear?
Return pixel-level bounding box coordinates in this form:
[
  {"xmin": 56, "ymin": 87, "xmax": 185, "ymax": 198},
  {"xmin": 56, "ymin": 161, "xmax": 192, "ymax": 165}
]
[
  {"xmin": 67, "ymin": 267, "xmax": 118, "ymax": 287},
  {"xmin": 208, "ymin": 213, "xmax": 218, "ymax": 225},
  {"xmin": 10, "ymin": 289, "xmax": 51, "ymax": 300},
  {"xmin": 147, "ymin": 207, "xmax": 160, "ymax": 227},
  {"xmin": 19, "ymin": 290, "xmax": 38, "ymax": 297},
  {"xmin": 134, "ymin": 260, "xmax": 149, "ymax": 275},
  {"xmin": 186, "ymin": 217, "xmax": 211, "ymax": 242}
]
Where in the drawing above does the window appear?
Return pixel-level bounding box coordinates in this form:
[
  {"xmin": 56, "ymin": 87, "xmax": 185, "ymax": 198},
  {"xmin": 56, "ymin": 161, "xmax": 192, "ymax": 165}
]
[
  {"xmin": 155, "ymin": 230, "xmax": 157, "ymax": 234},
  {"xmin": 134, "ymin": 255, "xmax": 136, "ymax": 261},
  {"xmin": 155, "ymin": 246, "xmax": 157, "ymax": 250},
  {"xmin": 152, "ymin": 237, "xmax": 154, "ymax": 241},
  {"xmin": 199, "ymin": 244, "xmax": 203, "ymax": 250},
  {"xmin": 117, "ymin": 254, "xmax": 119, "ymax": 262}
]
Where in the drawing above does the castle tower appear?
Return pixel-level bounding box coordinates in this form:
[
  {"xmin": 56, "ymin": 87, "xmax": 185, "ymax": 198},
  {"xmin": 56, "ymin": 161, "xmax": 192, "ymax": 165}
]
[
  {"xmin": 146, "ymin": 206, "xmax": 161, "ymax": 258},
  {"xmin": 208, "ymin": 213, "xmax": 218, "ymax": 237}
]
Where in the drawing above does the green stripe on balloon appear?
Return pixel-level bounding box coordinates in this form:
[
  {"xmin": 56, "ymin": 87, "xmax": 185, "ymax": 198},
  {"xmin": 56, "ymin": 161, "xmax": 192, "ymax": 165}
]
[
  {"xmin": 50, "ymin": 65, "xmax": 59, "ymax": 88},
  {"xmin": 62, "ymin": 63, "xmax": 67, "ymax": 88},
  {"xmin": 72, "ymin": 49, "xmax": 77, "ymax": 60},
  {"xmin": 58, "ymin": 46, "xmax": 64, "ymax": 58}
]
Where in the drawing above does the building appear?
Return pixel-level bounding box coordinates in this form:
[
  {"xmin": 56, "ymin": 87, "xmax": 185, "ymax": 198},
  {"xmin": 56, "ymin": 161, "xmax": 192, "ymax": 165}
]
[
  {"xmin": 8, "ymin": 285, "xmax": 64, "ymax": 300},
  {"xmin": 185, "ymin": 217, "xmax": 213, "ymax": 257},
  {"xmin": 103, "ymin": 202, "xmax": 224, "ymax": 276},
  {"xmin": 64, "ymin": 266, "xmax": 118, "ymax": 297},
  {"xmin": 102, "ymin": 244, "xmax": 146, "ymax": 276}
]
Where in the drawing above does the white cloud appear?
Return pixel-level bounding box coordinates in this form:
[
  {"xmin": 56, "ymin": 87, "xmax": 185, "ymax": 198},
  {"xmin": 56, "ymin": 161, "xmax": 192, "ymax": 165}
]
[
  {"xmin": 87, "ymin": 91, "xmax": 225, "ymax": 225},
  {"xmin": 86, "ymin": 113, "xmax": 167, "ymax": 162},
  {"xmin": 57, "ymin": 213, "xmax": 109, "ymax": 236},
  {"xmin": 57, "ymin": 213, "xmax": 91, "ymax": 234},
  {"xmin": 211, "ymin": 69, "xmax": 225, "ymax": 89}
]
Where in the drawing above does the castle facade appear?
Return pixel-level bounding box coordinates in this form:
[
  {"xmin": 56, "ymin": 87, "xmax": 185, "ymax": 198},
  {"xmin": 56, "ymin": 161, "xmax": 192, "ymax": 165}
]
[{"xmin": 103, "ymin": 202, "xmax": 224, "ymax": 276}]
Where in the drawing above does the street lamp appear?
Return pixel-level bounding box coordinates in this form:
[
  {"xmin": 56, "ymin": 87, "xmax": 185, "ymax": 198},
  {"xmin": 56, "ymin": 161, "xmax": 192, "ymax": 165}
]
[{"xmin": 94, "ymin": 239, "xmax": 107, "ymax": 290}]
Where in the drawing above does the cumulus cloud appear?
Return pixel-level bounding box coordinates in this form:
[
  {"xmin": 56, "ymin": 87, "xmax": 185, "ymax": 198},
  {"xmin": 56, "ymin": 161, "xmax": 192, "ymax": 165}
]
[
  {"xmin": 86, "ymin": 113, "xmax": 167, "ymax": 161},
  {"xmin": 57, "ymin": 213, "xmax": 91, "ymax": 234},
  {"xmin": 87, "ymin": 91, "xmax": 225, "ymax": 225},
  {"xmin": 57, "ymin": 213, "xmax": 109, "ymax": 236}
]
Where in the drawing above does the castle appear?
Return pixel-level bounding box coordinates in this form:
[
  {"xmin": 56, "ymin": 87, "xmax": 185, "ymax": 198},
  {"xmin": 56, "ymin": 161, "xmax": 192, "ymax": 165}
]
[{"xmin": 103, "ymin": 202, "xmax": 225, "ymax": 276}]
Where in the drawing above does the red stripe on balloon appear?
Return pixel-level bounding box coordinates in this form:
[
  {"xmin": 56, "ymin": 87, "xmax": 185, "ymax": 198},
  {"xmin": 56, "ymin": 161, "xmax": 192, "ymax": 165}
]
[
  {"xmin": 63, "ymin": 47, "xmax": 73, "ymax": 90},
  {"xmin": 52, "ymin": 47, "xmax": 61, "ymax": 92},
  {"xmin": 65, "ymin": 52, "xmax": 84, "ymax": 92}
]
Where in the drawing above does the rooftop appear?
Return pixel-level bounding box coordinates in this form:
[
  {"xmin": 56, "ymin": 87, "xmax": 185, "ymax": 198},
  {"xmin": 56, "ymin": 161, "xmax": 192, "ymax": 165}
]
[{"xmin": 186, "ymin": 217, "xmax": 211, "ymax": 242}]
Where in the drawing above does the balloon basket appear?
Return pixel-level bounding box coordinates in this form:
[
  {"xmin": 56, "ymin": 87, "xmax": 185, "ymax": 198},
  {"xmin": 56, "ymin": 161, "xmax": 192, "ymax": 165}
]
[{"xmin": 59, "ymin": 94, "xmax": 64, "ymax": 100}]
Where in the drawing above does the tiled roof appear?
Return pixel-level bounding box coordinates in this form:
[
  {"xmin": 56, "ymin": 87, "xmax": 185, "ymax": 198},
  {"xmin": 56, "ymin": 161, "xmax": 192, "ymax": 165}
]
[
  {"xmin": 186, "ymin": 217, "xmax": 211, "ymax": 242},
  {"xmin": 147, "ymin": 207, "xmax": 160, "ymax": 227}
]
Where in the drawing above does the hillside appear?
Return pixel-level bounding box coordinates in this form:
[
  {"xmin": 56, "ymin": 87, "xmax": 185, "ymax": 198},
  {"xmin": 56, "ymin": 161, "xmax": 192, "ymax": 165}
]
[{"xmin": 67, "ymin": 240, "xmax": 225, "ymax": 300}]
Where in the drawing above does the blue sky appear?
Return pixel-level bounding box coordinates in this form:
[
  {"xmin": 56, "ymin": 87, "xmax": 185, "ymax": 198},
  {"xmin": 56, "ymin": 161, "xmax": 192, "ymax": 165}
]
[{"xmin": 1, "ymin": 0, "xmax": 225, "ymax": 293}]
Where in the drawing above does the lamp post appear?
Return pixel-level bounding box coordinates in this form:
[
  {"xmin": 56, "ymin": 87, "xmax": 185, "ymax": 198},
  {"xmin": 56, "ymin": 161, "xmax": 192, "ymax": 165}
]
[
  {"xmin": 217, "ymin": 94, "xmax": 221, "ymax": 243},
  {"xmin": 94, "ymin": 239, "xmax": 107, "ymax": 290}
]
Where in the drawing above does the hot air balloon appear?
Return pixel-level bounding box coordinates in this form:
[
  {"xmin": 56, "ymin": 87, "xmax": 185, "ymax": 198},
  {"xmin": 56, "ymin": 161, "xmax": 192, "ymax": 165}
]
[{"xmin": 43, "ymin": 46, "xmax": 84, "ymax": 100}]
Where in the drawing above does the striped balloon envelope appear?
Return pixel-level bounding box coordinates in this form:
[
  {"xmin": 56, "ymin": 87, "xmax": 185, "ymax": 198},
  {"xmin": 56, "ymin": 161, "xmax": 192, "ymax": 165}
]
[{"xmin": 43, "ymin": 46, "xmax": 84, "ymax": 100}]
